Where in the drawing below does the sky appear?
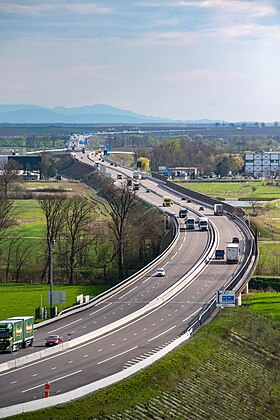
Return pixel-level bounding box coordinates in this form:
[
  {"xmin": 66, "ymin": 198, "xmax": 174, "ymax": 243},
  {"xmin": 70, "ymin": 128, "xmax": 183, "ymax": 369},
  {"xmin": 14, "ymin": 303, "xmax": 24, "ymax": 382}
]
[{"xmin": 0, "ymin": 0, "xmax": 280, "ymax": 122}]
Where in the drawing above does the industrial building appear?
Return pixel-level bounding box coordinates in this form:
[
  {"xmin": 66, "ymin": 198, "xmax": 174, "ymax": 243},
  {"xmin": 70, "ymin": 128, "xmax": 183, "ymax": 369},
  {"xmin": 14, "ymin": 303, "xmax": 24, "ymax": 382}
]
[{"xmin": 244, "ymin": 151, "xmax": 280, "ymax": 178}]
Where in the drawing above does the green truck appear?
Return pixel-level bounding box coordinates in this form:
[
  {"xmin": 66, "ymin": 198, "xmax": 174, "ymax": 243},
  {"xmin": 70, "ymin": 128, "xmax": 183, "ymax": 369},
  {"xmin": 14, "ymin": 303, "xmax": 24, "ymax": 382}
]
[{"xmin": 0, "ymin": 316, "xmax": 34, "ymax": 353}]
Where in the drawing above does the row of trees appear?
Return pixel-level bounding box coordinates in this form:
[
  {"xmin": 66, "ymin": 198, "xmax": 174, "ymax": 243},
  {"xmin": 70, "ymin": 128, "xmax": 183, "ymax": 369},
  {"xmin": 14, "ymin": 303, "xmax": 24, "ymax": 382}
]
[{"xmin": 0, "ymin": 180, "xmax": 166, "ymax": 285}]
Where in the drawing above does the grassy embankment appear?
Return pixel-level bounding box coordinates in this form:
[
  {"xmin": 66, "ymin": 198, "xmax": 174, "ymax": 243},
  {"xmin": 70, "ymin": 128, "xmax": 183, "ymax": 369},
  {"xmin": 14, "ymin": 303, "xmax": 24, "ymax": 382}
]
[{"xmin": 8, "ymin": 294, "xmax": 280, "ymax": 420}]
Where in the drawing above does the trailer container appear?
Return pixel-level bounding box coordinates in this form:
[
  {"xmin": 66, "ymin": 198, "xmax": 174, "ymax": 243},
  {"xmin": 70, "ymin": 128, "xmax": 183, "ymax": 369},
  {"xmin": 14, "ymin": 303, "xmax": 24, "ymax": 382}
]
[
  {"xmin": 214, "ymin": 203, "xmax": 223, "ymax": 216},
  {"xmin": 226, "ymin": 243, "xmax": 239, "ymax": 264},
  {"xmin": 0, "ymin": 316, "xmax": 34, "ymax": 353}
]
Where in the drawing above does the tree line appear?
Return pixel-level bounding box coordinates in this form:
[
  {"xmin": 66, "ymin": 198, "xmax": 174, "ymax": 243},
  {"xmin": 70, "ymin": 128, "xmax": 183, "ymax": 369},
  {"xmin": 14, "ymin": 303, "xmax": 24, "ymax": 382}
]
[{"xmin": 0, "ymin": 168, "xmax": 166, "ymax": 286}]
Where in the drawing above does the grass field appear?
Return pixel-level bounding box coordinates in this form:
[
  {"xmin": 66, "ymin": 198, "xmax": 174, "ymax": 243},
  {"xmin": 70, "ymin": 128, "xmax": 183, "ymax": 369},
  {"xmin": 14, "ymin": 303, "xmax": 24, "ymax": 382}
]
[
  {"xmin": 244, "ymin": 291, "xmax": 280, "ymax": 321},
  {"xmin": 10, "ymin": 300, "xmax": 279, "ymax": 420},
  {"xmin": 177, "ymin": 180, "xmax": 280, "ymax": 200},
  {"xmin": 0, "ymin": 284, "xmax": 109, "ymax": 322}
]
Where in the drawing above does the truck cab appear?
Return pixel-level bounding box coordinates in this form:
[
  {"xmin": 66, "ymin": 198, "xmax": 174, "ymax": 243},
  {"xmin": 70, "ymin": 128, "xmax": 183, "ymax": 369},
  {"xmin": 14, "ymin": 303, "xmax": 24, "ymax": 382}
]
[
  {"xmin": 133, "ymin": 181, "xmax": 140, "ymax": 191},
  {"xmin": 198, "ymin": 217, "xmax": 208, "ymax": 231},
  {"xmin": 185, "ymin": 217, "xmax": 195, "ymax": 229},
  {"xmin": 163, "ymin": 196, "xmax": 173, "ymax": 207}
]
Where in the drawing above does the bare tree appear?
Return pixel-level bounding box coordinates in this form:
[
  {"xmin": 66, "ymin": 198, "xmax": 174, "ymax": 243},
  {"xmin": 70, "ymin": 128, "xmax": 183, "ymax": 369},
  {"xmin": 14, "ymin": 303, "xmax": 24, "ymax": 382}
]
[
  {"xmin": 61, "ymin": 196, "xmax": 96, "ymax": 285},
  {"xmin": 0, "ymin": 159, "xmax": 22, "ymax": 196},
  {"xmin": 99, "ymin": 185, "xmax": 140, "ymax": 280},
  {"xmin": 37, "ymin": 195, "xmax": 67, "ymax": 284},
  {"xmin": 0, "ymin": 197, "xmax": 14, "ymax": 242},
  {"xmin": 13, "ymin": 239, "xmax": 35, "ymax": 283}
]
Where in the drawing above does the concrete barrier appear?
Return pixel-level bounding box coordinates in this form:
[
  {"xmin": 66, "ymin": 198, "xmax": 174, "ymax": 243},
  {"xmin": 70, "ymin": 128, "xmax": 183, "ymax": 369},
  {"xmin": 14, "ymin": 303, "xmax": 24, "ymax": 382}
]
[{"xmin": 0, "ymin": 327, "xmax": 194, "ymax": 419}]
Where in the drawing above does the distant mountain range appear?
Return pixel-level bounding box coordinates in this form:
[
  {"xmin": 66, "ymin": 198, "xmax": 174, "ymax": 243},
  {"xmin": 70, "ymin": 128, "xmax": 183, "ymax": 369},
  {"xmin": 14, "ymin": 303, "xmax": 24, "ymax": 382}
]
[{"xmin": 0, "ymin": 104, "xmax": 216, "ymax": 124}]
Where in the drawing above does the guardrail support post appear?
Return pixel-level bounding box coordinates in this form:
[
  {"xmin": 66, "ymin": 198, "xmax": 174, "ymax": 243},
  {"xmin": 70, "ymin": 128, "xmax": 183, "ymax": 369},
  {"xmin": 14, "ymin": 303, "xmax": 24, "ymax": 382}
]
[
  {"xmin": 236, "ymin": 292, "xmax": 242, "ymax": 306},
  {"xmin": 243, "ymin": 283, "xmax": 249, "ymax": 295}
]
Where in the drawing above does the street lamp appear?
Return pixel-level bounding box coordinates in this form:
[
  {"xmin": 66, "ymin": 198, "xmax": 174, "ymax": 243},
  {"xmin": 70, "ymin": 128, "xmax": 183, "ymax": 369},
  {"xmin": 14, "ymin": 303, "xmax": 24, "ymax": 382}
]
[{"xmin": 49, "ymin": 240, "xmax": 55, "ymax": 318}]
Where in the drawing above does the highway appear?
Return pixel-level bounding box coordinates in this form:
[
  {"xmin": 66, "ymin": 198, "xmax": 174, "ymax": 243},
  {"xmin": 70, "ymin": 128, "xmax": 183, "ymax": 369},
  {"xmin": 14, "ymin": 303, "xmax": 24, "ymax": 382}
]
[{"xmin": 0, "ymin": 152, "xmax": 252, "ymax": 412}]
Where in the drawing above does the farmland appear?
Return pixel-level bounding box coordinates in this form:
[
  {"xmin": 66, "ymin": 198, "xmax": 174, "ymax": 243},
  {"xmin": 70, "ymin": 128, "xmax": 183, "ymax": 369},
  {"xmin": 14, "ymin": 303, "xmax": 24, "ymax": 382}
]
[{"xmin": 176, "ymin": 179, "xmax": 280, "ymax": 201}]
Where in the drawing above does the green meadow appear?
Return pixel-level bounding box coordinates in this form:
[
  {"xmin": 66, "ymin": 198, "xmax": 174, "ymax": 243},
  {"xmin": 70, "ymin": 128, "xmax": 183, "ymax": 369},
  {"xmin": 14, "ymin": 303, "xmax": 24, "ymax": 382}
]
[
  {"xmin": 244, "ymin": 291, "xmax": 280, "ymax": 321},
  {"xmin": 0, "ymin": 283, "xmax": 109, "ymax": 321},
  {"xmin": 177, "ymin": 180, "xmax": 280, "ymax": 200}
]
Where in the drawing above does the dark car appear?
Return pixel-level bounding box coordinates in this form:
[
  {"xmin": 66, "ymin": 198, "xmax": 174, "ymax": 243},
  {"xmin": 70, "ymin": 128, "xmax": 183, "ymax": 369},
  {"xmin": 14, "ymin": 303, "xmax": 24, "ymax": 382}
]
[
  {"xmin": 181, "ymin": 197, "xmax": 186, "ymax": 201},
  {"xmin": 232, "ymin": 237, "xmax": 239, "ymax": 243},
  {"xmin": 45, "ymin": 335, "xmax": 62, "ymax": 347},
  {"xmin": 199, "ymin": 206, "xmax": 204, "ymax": 211},
  {"xmin": 114, "ymin": 164, "xmax": 117, "ymax": 167},
  {"xmin": 146, "ymin": 189, "xmax": 151, "ymax": 193},
  {"xmin": 110, "ymin": 162, "xmax": 114, "ymax": 166},
  {"xmin": 179, "ymin": 209, "xmax": 188, "ymax": 218},
  {"xmin": 187, "ymin": 199, "xmax": 192, "ymax": 203}
]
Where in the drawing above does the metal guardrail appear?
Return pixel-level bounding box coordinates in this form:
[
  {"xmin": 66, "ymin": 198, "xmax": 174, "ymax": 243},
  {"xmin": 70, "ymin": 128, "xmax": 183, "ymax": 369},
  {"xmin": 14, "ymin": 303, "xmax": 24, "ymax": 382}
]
[{"xmin": 35, "ymin": 216, "xmax": 179, "ymax": 329}]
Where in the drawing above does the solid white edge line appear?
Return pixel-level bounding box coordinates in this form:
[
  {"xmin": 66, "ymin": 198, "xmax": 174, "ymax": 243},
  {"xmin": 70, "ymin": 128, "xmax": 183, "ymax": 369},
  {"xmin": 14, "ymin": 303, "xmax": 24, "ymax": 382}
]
[
  {"xmin": 97, "ymin": 346, "xmax": 138, "ymax": 365},
  {"xmin": 148, "ymin": 325, "xmax": 176, "ymax": 342}
]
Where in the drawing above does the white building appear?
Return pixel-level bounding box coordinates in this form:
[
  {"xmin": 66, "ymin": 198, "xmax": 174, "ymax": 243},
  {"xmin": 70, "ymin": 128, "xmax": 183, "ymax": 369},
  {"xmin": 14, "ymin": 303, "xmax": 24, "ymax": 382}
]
[{"xmin": 244, "ymin": 151, "xmax": 280, "ymax": 178}]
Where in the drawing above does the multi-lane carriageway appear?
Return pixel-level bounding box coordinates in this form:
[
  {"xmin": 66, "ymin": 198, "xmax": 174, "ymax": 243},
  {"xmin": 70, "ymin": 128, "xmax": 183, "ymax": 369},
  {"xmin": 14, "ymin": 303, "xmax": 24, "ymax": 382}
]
[{"xmin": 0, "ymin": 152, "xmax": 251, "ymax": 411}]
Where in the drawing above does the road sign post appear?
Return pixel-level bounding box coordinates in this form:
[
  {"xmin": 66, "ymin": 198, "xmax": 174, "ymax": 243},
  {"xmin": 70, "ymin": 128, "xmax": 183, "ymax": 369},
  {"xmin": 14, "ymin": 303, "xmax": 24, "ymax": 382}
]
[{"xmin": 216, "ymin": 290, "xmax": 236, "ymax": 307}]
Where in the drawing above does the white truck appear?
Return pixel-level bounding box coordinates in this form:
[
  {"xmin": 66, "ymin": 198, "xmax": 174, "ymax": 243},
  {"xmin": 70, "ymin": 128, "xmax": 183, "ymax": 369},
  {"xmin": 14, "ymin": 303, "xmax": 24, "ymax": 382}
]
[
  {"xmin": 214, "ymin": 203, "xmax": 223, "ymax": 216},
  {"xmin": 185, "ymin": 217, "xmax": 195, "ymax": 229},
  {"xmin": 198, "ymin": 217, "xmax": 208, "ymax": 231},
  {"xmin": 226, "ymin": 243, "xmax": 239, "ymax": 264}
]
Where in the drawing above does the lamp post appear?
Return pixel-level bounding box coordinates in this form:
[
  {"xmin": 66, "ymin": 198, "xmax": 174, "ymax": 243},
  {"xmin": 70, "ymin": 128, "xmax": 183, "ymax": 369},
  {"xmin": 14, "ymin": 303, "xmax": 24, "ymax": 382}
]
[{"xmin": 49, "ymin": 240, "xmax": 55, "ymax": 318}]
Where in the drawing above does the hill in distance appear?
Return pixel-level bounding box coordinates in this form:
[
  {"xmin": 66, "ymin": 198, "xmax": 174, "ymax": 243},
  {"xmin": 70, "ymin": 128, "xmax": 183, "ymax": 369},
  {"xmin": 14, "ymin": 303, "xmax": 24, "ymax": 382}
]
[{"xmin": 0, "ymin": 104, "xmax": 217, "ymax": 124}]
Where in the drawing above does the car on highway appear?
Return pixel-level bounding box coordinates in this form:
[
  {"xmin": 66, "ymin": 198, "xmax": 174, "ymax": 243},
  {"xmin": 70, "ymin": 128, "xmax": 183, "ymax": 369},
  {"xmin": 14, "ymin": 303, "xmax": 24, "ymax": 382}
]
[
  {"xmin": 110, "ymin": 162, "xmax": 114, "ymax": 166},
  {"xmin": 45, "ymin": 335, "xmax": 62, "ymax": 347},
  {"xmin": 181, "ymin": 197, "xmax": 186, "ymax": 201},
  {"xmin": 155, "ymin": 267, "xmax": 165, "ymax": 277},
  {"xmin": 232, "ymin": 237, "xmax": 239, "ymax": 243},
  {"xmin": 114, "ymin": 164, "xmax": 117, "ymax": 167},
  {"xmin": 179, "ymin": 209, "xmax": 188, "ymax": 218},
  {"xmin": 187, "ymin": 199, "xmax": 192, "ymax": 203},
  {"xmin": 146, "ymin": 189, "xmax": 151, "ymax": 193},
  {"xmin": 199, "ymin": 206, "xmax": 204, "ymax": 211}
]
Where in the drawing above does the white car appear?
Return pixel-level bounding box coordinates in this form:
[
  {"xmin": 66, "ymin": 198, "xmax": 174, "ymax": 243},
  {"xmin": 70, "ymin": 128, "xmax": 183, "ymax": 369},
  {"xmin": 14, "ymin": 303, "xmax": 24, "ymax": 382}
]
[{"xmin": 155, "ymin": 267, "xmax": 165, "ymax": 277}]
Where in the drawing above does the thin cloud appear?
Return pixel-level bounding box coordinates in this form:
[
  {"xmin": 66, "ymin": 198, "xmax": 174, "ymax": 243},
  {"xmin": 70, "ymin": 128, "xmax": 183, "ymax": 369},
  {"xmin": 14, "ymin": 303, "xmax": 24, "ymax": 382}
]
[
  {"xmin": 0, "ymin": 1, "xmax": 112, "ymax": 16},
  {"xmin": 166, "ymin": 69, "xmax": 241, "ymax": 83},
  {"xmin": 177, "ymin": 0, "xmax": 276, "ymax": 18}
]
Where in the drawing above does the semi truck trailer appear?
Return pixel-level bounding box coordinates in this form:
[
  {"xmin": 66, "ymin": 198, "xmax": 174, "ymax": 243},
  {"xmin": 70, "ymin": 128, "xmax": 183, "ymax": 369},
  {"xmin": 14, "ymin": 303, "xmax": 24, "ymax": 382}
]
[
  {"xmin": 226, "ymin": 244, "xmax": 239, "ymax": 264},
  {"xmin": 214, "ymin": 203, "xmax": 223, "ymax": 216},
  {"xmin": 0, "ymin": 316, "xmax": 34, "ymax": 353}
]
